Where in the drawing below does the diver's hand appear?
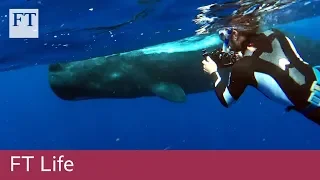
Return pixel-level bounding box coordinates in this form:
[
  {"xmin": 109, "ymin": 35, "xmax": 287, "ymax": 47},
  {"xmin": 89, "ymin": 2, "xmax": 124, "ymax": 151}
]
[{"xmin": 202, "ymin": 56, "xmax": 218, "ymax": 74}]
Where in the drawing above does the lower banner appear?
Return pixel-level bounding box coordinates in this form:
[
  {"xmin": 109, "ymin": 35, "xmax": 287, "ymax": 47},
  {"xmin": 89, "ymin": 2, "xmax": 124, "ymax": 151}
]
[{"xmin": 0, "ymin": 150, "xmax": 319, "ymax": 180}]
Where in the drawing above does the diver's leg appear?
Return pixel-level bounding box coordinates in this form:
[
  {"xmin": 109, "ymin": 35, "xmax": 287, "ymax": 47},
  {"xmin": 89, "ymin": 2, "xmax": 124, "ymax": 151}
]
[{"xmin": 304, "ymin": 66, "xmax": 320, "ymax": 125}]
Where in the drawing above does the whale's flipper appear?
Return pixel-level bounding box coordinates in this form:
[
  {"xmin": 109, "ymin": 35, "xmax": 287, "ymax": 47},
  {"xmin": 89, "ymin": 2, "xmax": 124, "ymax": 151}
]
[{"xmin": 151, "ymin": 82, "xmax": 186, "ymax": 102}]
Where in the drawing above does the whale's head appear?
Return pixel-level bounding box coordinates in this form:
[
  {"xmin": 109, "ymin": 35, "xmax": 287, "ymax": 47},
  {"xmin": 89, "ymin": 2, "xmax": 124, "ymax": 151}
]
[{"xmin": 48, "ymin": 55, "xmax": 137, "ymax": 100}]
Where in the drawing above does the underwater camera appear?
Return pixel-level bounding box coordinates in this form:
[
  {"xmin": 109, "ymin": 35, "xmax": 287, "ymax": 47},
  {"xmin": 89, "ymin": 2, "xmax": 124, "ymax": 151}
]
[{"xmin": 202, "ymin": 49, "xmax": 241, "ymax": 68}]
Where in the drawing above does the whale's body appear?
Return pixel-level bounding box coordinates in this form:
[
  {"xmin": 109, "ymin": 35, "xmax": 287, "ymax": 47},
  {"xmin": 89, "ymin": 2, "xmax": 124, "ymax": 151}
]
[
  {"xmin": 48, "ymin": 28, "xmax": 320, "ymax": 102},
  {"xmin": 49, "ymin": 34, "xmax": 227, "ymax": 102}
]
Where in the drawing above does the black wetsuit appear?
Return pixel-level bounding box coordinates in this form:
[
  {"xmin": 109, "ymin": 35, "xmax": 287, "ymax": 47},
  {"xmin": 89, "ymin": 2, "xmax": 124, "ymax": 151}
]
[{"xmin": 211, "ymin": 29, "xmax": 320, "ymax": 124}]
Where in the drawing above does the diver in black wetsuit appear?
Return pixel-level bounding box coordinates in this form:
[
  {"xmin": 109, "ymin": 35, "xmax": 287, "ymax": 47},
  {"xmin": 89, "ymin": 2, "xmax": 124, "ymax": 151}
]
[{"xmin": 202, "ymin": 28, "xmax": 320, "ymax": 125}]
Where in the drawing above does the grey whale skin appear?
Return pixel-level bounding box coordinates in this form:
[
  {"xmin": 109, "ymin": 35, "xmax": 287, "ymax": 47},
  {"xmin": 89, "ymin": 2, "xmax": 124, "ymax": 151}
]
[{"xmin": 48, "ymin": 30, "xmax": 320, "ymax": 102}]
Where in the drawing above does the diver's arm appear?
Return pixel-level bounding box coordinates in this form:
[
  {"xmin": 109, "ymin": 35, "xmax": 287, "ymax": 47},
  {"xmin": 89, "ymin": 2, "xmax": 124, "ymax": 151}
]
[{"xmin": 210, "ymin": 61, "xmax": 251, "ymax": 108}]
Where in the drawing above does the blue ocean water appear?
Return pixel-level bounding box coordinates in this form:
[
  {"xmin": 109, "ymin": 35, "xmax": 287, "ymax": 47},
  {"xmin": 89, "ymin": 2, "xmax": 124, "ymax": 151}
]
[{"xmin": 0, "ymin": 0, "xmax": 320, "ymax": 150}]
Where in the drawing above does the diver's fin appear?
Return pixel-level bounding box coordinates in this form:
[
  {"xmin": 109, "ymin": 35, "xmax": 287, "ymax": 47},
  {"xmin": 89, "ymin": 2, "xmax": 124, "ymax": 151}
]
[{"xmin": 151, "ymin": 82, "xmax": 186, "ymax": 102}]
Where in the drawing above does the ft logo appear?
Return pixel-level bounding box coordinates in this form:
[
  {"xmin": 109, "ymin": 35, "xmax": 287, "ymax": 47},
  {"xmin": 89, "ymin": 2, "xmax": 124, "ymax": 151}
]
[{"xmin": 9, "ymin": 9, "xmax": 39, "ymax": 38}]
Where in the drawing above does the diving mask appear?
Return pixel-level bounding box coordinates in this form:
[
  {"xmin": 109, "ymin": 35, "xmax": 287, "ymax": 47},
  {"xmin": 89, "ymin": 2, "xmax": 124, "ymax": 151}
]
[{"xmin": 218, "ymin": 28, "xmax": 232, "ymax": 53}]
